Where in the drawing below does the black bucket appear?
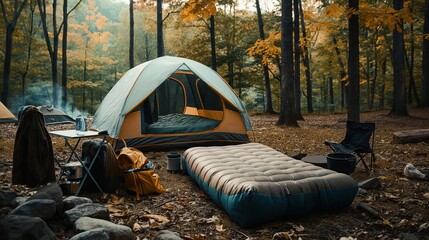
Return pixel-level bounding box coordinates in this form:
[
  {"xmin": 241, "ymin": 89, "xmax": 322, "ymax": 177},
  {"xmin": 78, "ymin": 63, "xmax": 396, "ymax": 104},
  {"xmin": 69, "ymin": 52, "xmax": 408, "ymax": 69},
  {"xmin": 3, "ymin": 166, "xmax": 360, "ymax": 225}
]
[
  {"xmin": 167, "ymin": 152, "xmax": 181, "ymax": 173},
  {"xmin": 326, "ymin": 153, "xmax": 356, "ymax": 174}
]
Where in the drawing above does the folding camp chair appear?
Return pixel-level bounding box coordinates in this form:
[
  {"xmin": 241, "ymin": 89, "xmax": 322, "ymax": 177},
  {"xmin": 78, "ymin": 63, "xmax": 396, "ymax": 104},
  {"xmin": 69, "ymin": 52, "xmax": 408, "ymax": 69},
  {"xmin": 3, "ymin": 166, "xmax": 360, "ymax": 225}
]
[{"xmin": 324, "ymin": 121, "xmax": 376, "ymax": 172}]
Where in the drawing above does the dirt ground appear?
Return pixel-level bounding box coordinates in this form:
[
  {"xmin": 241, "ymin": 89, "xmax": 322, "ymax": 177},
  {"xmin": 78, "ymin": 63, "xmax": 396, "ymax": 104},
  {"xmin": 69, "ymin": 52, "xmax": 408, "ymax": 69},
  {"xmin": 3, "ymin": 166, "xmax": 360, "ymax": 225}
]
[{"xmin": 1, "ymin": 108, "xmax": 429, "ymax": 240}]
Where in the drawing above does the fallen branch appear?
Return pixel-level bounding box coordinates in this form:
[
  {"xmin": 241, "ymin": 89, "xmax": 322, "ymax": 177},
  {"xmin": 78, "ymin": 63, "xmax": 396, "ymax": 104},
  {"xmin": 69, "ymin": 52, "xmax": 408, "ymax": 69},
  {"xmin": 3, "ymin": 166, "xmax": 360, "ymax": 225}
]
[{"xmin": 357, "ymin": 202, "xmax": 381, "ymax": 219}]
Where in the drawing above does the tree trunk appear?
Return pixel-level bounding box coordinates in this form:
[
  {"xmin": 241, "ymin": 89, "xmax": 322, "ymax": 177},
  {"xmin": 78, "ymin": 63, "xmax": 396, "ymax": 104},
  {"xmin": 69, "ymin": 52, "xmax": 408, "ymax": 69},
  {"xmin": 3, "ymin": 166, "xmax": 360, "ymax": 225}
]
[
  {"xmin": 2, "ymin": 26, "xmax": 13, "ymax": 107},
  {"xmin": 38, "ymin": 0, "xmax": 59, "ymax": 106},
  {"xmin": 157, "ymin": 0, "xmax": 164, "ymax": 57},
  {"xmin": 366, "ymin": 54, "xmax": 370, "ymax": 110},
  {"xmin": 299, "ymin": 0, "xmax": 313, "ymax": 113},
  {"xmin": 329, "ymin": 76, "xmax": 335, "ymax": 113},
  {"xmin": 256, "ymin": 0, "xmax": 274, "ymax": 113},
  {"xmin": 390, "ymin": 0, "xmax": 408, "ymax": 115},
  {"xmin": 379, "ymin": 58, "xmax": 387, "ymax": 109},
  {"xmin": 332, "ymin": 35, "xmax": 347, "ymax": 109},
  {"xmin": 129, "ymin": 0, "xmax": 134, "ymax": 68},
  {"xmin": 405, "ymin": 2, "xmax": 420, "ymax": 106},
  {"xmin": 294, "ymin": 0, "xmax": 304, "ymax": 120},
  {"xmin": 278, "ymin": 0, "xmax": 299, "ymax": 127},
  {"xmin": 347, "ymin": 0, "xmax": 360, "ymax": 122},
  {"xmin": 0, "ymin": 0, "xmax": 28, "ymax": 106},
  {"xmin": 210, "ymin": 15, "xmax": 217, "ymax": 71},
  {"xmin": 61, "ymin": 0, "xmax": 68, "ymax": 110},
  {"xmin": 423, "ymin": 0, "xmax": 429, "ymax": 106},
  {"xmin": 21, "ymin": 3, "xmax": 36, "ymax": 104},
  {"xmin": 369, "ymin": 33, "xmax": 378, "ymax": 110}
]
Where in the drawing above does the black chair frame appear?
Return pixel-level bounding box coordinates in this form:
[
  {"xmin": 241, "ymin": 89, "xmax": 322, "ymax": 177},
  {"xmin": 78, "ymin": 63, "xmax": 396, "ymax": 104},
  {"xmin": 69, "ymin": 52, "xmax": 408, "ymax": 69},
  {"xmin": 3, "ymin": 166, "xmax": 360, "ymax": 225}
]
[{"xmin": 324, "ymin": 121, "xmax": 376, "ymax": 172}]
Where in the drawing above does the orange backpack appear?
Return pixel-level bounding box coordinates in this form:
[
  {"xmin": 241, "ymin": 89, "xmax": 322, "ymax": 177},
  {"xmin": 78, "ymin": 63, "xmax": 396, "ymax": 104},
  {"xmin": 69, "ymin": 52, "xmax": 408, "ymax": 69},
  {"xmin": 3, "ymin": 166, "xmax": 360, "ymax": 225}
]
[{"xmin": 117, "ymin": 140, "xmax": 163, "ymax": 199}]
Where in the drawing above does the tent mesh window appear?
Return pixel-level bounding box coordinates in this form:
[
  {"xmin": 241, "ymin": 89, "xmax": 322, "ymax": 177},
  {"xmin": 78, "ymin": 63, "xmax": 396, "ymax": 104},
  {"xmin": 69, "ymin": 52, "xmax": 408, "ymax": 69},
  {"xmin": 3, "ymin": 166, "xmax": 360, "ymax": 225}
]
[{"xmin": 139, "ymin": 74, "xmax": 224, "ymax": 134}]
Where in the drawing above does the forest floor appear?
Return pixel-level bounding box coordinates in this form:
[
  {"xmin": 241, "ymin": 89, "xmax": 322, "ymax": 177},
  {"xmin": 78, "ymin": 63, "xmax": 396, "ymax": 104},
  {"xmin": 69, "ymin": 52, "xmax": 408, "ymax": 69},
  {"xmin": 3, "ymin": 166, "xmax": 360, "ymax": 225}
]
[{"xmin": 1, "ymin": 108, "xmax": 429, "ymax": 239}]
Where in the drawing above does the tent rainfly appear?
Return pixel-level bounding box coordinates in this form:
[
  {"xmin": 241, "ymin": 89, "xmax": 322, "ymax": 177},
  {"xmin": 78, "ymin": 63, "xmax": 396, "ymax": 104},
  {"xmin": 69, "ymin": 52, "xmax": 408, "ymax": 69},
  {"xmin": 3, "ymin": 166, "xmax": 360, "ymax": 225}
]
[
  {"xmin": 0, "ymin": 101, "xmax": 17, "ymax": 123},
  {"xmin": 36, "ymin": 105, "xmax": 75, "ymax": 125},
  {"xmin": 92, "ymin": 56, "xmax": 252, "ymax": 151}
]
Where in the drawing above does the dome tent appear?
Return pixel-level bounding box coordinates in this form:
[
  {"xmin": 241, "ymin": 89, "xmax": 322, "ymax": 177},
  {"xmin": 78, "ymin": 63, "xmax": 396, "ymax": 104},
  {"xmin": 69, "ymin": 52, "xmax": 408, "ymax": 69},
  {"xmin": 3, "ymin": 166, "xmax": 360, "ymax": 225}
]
[
  {"xmin": 0, "ymin": 101, "xmax": 17, "ymax": 123},
  {"xmin": 92, "ymin": 56, "xmax": 252, "ymax": 151}
]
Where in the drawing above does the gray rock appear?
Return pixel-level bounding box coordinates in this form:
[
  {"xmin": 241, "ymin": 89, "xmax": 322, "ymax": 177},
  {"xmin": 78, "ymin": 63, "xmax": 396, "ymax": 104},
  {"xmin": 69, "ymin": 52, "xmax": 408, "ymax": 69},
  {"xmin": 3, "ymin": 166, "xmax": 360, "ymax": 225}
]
[
  {"xmin": 11, "ymin": 196, "xmax": 29, "ymax": 208},
  {"xmin": 358, "ymin": 177, "xmax": 382, "ymax": 190},
  {"xmin": 70, "ymin": 228, "xmax": 110, "ymax": 240},
  {"xmin": 9, "ymin": 199, "xmax": 56, "ymax": 220},
  {"xmin": 65, "ymin": 203, "xmax": 109, "ymax": 225},
  {"xmin": 156, "ymin": 230, "xmax": 184, "ymax": 240},
  {"xmin": 74, "ymin": 217, "xmax": 134, "ymax": 240},
  {"xmin": 28, "ymin": 183, "xmax": 63, "ymax": 217},
  {"xmin": 0, "ymin": 190, "xmax": 17, "ymax": 207},
  {"xmin": 63, "ymin": 196, "xmax": 93, "ymax": 210},
  {"xmin": 401, "ymin": 233, "xmax": 419, "ymax": 240},
  {"xmin": 0, "ymin": 215, "xmax": 56, "ymax": 240}
]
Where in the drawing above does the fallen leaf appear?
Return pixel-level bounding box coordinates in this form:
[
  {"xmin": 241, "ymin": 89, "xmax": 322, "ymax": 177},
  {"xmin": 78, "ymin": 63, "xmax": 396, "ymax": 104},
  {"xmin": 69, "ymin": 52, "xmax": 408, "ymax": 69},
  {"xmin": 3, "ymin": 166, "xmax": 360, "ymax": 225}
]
[
  {"xmin": 142, "ymin": 214, "xmax": 170, "ymax": 224},
  {"xmin": 133, "ymin": 222, "xmax": 141, "ymax": 232},
  {"xmin": 106, "ymin": 204, "xmax": 122, "ymax": 213},
  {"xmin": 216, "ymin": 224, "xmax": 226, "ymax": 232},
  {"xmin": 423, "ymin": 193, "xmax": 429, "ymax": 199},
  {"xmin": 199, "ymin": 215, "xmax": 218, "ymax": 224},
  {"xmin": 291, "ymin": 223, "xmax": 305, "ymax": 232},
  {"xmin": 418, "ymin": 222, "xmax": 429, "ymax": 232},
  {"xmin": 110, "ymin": 194, "xmax": 124, "ymax": 205},
  {"xmin": 161, "ymin": 202, "xmax": 174, "ymax": 210},
  {"xmin": 272, "ymin": 232, "xmax": 291, "ymax": 240},
  {"xmin": 110, "ymin": 212, "xmax": 127, "ymax": 218}
]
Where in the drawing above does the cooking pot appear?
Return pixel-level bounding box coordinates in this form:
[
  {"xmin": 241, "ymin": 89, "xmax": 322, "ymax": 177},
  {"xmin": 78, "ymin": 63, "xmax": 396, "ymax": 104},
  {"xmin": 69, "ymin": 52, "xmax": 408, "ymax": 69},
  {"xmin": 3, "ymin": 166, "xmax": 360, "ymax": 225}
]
[{"xmin": 64, "ymin": 162, "xmax": 83, "ymax": 180}]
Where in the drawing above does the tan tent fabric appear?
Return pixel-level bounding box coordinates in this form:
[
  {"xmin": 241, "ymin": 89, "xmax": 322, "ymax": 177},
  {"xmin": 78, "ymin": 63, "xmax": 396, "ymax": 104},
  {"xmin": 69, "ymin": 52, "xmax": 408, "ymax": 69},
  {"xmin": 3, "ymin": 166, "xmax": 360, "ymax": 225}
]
[{"xmin": 0, "ymin": 101, "xmax": 17, "ymax": 123}]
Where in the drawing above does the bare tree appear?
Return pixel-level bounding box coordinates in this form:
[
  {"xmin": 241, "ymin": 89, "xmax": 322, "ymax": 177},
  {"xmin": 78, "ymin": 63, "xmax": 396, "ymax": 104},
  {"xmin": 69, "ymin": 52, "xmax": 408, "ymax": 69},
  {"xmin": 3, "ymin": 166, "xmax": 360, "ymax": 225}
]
[
  {"xmin": 37, "ymin": 0, "xmax": 82, "ymax": 107},
  {"xmin": 157, "ymin": 0, "xmax": 164, "ymax": 57},
  {"xmin": 130, "ymin": 0, "xmax": 135, "ymax": 68},
  {"xmin": 422, "ymin": 0, "xmax": 429, "ymax": 106},
  {"xmin": 1, "ymin": 0, "xmax": 28, "ymax": 106},
  {"xmin": 255, "ymin": 0, "xmax": 274, "ymax": 113}
]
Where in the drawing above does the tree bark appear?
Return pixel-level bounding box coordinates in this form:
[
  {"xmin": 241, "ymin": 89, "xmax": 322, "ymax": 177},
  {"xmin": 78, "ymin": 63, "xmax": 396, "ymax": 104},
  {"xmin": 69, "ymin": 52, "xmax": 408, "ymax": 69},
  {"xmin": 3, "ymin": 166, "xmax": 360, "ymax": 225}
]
[
  {"xmin": 329, "ymin": 76, "xmax": 335, "ymax": 113},
  {"xmin": 157, "ymin": 0, "xmax": 164, "ymax": 57},
  {"xmin": 347, "ymin": 0, "xmax": 360, "ymax": 122},
  {"xmin": 21, "ymin": 1, "xmax": 37, "ymax": 104},
  {"xmin": 332, "ymin": 35, "xmax": 347, "ymax": 109},
  {"xmin": 390, "ymin": 0, "xmax": 408, "ymax": 115},
  {"xmin": 256, "ymin": 0, "xmax": 274, "ymax": 113},
  {"xmin": 61, "ymin": 0, "xmax": 68, "ymax": 110},
  {"xmin": 278, "ymin": 0, "xmax": 299, "ymax": 127},
  {"xmin": 210, "ymin": 15, "xmax": 217, "ymax": 71},
  {"xmin": 129, "ymin": 0, "xmax": 134, "ymax": 68},
  {"xmin": 422, "ymin": 0, "xmax": 429, "ymax": 106},
  {"xmin": 405, "ymin": 1, "xmax": 420, "ymax": 106},
  {"xmin": 299, "ymin": 0, "xmax": 313, "ymax": 113},
  {"xmin": 379, "ymin": 58, "xmax": 387, "ymax": 109},
  {"xmin": 0, "ymin": 0, "xmax": 28, "ymax": 106},
  {"xmin": 294, "ymin": 0, "xmax": 304, "ymax": 120},
  {"xmin": 37, "ymin": 0, "xmax": 59, "ymax": 106}
]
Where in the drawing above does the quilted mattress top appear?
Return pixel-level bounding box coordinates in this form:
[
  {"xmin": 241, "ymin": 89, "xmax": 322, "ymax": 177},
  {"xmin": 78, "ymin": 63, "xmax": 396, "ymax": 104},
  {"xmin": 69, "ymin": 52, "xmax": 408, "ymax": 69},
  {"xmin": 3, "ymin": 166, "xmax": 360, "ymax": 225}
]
[{"xmin": 184, "ymin": 142, "xmax": 356, "ymax": 196}]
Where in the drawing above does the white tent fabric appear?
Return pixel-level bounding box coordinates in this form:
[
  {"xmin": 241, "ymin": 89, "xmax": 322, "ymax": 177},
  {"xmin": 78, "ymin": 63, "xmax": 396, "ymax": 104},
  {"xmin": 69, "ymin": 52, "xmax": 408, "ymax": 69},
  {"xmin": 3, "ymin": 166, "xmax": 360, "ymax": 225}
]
[{"xmin": 92, "ymin": 56, "xmax": 252, "ymax": 138}]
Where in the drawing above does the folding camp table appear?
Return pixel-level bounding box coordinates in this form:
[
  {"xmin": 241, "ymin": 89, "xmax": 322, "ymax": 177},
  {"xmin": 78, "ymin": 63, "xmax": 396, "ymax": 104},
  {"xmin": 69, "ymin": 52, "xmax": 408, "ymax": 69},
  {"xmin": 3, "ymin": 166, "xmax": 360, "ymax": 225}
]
[{"xmin": 49, "ymin": 130, "xmax": 109, "ymax": 196}]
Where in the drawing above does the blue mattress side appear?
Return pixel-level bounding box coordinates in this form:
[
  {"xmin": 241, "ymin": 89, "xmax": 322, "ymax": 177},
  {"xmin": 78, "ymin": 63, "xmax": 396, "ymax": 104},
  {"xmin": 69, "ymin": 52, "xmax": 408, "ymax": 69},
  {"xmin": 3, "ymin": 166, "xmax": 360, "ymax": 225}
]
[{"xmin": 183, "ymin": 159, "xmax": 358, "ymax": 228}]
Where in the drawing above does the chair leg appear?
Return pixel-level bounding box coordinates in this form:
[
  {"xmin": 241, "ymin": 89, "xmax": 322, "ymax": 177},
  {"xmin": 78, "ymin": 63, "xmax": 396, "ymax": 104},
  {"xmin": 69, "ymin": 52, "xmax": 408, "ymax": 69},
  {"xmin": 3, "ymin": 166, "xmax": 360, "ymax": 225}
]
[
  {"xmin": 357, "ymin": 153, "xmax": 371, "ymax": 172},
  {"xmin": 370, "ymin": 152, "xmax": 376, "ymax": 170}
]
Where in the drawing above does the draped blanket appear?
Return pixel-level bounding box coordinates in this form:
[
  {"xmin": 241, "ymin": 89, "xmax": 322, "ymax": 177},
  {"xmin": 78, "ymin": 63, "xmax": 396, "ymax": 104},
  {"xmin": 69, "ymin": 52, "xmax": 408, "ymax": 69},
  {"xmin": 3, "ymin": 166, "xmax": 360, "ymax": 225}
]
[{"xmin": 12, "ymin": 106, "xmax": 55, "ymax": 187}]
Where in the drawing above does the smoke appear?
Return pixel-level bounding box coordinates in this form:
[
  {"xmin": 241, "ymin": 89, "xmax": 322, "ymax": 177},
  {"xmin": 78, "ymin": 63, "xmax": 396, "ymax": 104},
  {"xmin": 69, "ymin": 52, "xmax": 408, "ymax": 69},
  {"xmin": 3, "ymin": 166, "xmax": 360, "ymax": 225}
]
[{"xmin": 10, "ymin": 81, "xmax": 88, "ymax": 118}]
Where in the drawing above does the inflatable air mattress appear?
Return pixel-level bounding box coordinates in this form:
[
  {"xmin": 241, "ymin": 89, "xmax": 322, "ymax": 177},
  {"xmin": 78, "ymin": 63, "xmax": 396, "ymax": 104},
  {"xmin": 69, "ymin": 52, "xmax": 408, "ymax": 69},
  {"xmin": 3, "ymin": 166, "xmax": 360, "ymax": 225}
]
[{"xmin": 183, "ymin": 143, "xmax": 358, "ymax": 227}]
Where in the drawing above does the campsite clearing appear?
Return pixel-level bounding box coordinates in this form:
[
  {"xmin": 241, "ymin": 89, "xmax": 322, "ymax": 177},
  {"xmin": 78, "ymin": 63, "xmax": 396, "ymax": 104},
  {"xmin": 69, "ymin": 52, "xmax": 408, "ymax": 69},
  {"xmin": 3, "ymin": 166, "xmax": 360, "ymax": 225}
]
[{"xmin": 1, "ymin": 108, "xmax": 429, "ymax": 239}]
